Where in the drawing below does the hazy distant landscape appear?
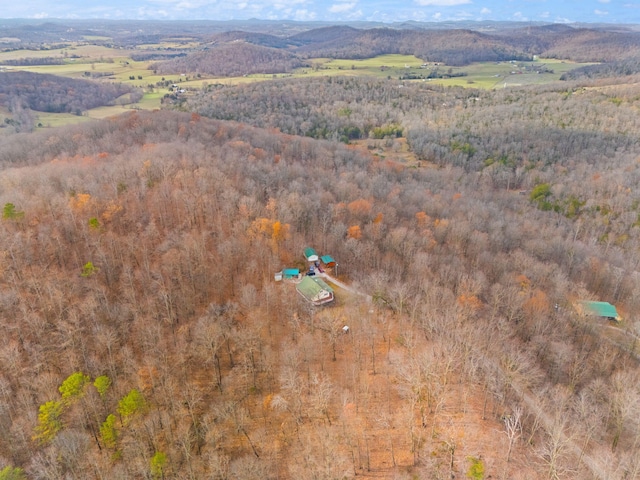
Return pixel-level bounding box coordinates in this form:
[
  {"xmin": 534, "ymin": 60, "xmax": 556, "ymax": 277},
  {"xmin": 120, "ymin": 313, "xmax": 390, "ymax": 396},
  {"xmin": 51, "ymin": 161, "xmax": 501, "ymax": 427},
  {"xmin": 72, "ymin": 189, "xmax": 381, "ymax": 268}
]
[{"xmin": 2, "ymin": 17, "xmax": 640, "ymax": 480}]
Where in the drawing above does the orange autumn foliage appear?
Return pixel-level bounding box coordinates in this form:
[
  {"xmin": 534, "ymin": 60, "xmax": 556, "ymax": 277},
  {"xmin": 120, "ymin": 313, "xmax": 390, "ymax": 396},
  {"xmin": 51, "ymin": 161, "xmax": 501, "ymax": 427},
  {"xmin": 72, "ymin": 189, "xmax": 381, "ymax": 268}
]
[
  {"xmin": 248, "ymin": 218, "xmax": 291, "ymax": 251},
  {"xmin": 415, "ymin": 211, "xmax": 430, "ymax": 226},
  {"xmin": 69, "ymin": 193, "xmax": 92, "ymax": 212},
  {"xmin": 347, "ymin": 198, "xmax": 373, "ymax": 217},
  {"xmin": 457, "ymin": 294, "xmax": 483, "ymax": 311},
  {"xmin": 101, "ymin": 202, "xmax": 124, "ymax": 223},
  {"xmin": 347, "ymin": 225, "xmax": 362, "ymax": 240}
]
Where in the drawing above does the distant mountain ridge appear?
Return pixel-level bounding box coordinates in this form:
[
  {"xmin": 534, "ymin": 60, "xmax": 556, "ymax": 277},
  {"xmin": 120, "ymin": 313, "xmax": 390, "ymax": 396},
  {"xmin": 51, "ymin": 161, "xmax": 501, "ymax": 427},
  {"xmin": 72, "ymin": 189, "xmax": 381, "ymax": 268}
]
[{"xmin": 154, "ymin": 23, "xmax": 640, "ymax": 75}]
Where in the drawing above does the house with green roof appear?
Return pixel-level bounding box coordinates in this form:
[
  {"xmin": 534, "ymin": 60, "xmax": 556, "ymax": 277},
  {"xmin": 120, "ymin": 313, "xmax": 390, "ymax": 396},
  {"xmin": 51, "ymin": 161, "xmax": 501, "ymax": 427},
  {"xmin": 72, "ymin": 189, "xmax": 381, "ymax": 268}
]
[
  {"xmin": 577, "ymin": 301, "xmax": 621, "ymax": 322},
  {"xmin": 304, "ymin": 247, "xmax": 319, "ymax": 262},
  {"xmin": 296, "ymin": 276, "xmax": 334, "ymax": 306}
]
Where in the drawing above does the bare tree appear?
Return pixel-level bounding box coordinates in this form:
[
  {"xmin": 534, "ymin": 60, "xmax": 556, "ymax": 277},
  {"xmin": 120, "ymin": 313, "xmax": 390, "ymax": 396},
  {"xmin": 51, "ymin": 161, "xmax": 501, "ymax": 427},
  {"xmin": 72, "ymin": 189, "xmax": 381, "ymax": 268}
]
[{"xmin": 504, "ymin": 405, "xmax": 522, "ymax": 463}]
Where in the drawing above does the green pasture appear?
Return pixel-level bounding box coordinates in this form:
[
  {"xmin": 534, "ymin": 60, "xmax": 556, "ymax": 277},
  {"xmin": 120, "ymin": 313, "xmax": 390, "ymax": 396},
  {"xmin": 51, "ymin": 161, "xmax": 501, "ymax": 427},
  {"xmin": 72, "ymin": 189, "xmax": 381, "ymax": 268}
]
[
  {"xmin": 287, "ymin": 54, "xmax": 425, "ymax": 79},
  {"xmin": 0, "ymin": 45, "xmax": 126, "ymax": 62},
  {"xmin": 283, "ymin": 55, "xmax": 596, "ymax": 89},
  {"xmin": 35, "ymin": 112, "xmax": 94, "ymax": 128}
]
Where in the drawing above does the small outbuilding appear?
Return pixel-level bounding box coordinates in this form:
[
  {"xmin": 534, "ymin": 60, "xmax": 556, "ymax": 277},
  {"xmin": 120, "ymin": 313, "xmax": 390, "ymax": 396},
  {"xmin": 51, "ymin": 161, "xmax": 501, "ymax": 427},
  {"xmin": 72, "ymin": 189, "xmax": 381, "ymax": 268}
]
[
  {"xmin": 320, "ymin": 255, "xmax": 336, "ymax": 268},
  {"xmin": 296, "ymin": 276, "xmax": 334, "ymax": 306},
  {"xmin": 304, "ymin": 247, "xmax": 319, "ymax": 262},
  {"xmin": 283, "ymin": 268, "xmax": 301, "ymax": 280},
  {"xmin": 577, "ymin": 301, "xmax": 621, "ymax": 322}
]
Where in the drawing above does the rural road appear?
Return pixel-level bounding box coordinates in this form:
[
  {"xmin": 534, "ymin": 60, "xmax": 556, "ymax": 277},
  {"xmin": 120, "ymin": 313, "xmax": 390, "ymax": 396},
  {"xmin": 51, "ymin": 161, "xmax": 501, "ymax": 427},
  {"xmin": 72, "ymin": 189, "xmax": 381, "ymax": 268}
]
[{"xmin": 318, "ymin": 272, "xmax": 372, "ymax": 303}]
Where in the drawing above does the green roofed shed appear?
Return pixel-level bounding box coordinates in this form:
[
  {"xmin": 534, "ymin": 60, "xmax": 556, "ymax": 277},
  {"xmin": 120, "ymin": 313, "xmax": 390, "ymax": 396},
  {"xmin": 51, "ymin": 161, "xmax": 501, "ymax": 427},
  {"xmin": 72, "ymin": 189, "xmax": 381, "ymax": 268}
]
[
  {"xmin": 578, "ymin": 301, "xmax": 621, "ymax": 321},
  {"xmin": 304, "ymin": 247, "xmax": 319, "ymax": 262},
  {"xmin": 320, "ymin": 255, "xmax": 336, "ymax": 267},
  {"xmin": 296, "ymin": 276, "xmax": 334, "ymax": 305},
  {"xmin": 283, "ymin": 269, "xmax": 300, "ymax": 279}
]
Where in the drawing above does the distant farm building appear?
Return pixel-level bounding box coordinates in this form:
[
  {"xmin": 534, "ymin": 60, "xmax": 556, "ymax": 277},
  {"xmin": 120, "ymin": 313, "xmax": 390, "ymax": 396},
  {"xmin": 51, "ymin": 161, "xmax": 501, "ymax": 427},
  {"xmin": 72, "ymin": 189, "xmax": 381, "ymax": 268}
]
[
  {"xmin": 576, "ymin": 301, "xmax": 621, "ymax": 322},
  {"xmin": 296, "ymin": 276, "xmax": 334, "ymax": 306},
  {"xmin": 304, "ymin": 247, "xmax": 319, "ymax": 262},
  {"xmin": 274, "ymin": 268, "xmax": 301, "ymax": 282},
  {"xmin": 321, "ymin": 255, "xmax": 336, "ymax": 268}
]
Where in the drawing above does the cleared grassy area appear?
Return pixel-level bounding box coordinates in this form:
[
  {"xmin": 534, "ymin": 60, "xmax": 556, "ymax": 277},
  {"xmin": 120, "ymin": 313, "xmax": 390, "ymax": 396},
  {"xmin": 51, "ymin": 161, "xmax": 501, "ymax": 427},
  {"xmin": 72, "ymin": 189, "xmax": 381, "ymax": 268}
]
[
  {"xmin": 286, "ymin": 54, "xmax": 425, "ymax": 80},
  {"xmin": 285, "ymin": 55, "xmax": 595, "ymax": 89},
  {"xmin": 85, "ymin": 92, "xmax": 164, "ymax": 120},
  {"xmin": 35, "ymin": 112, "xmax": 94, "ymax": 128},
  {"xmin": 412, "ymin": 58, "xmax": 595, "ymax": 89},
  {"xmin": 86, "ymin": 105, "xmax": 138, "ymax": 120},
  {"xmin": 0, "ymin": 45, "xmax": 127, "ymax": 62}
]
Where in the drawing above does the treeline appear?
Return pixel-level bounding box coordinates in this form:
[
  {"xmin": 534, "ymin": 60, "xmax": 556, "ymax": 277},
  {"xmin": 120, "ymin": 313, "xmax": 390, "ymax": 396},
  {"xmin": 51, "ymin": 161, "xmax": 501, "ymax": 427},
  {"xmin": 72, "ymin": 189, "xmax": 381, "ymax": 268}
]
[
  {"xmin": 561, "ymin": 57, "xmax": 640, "ymax": 80},
  {"xmin": 152, "ymin": 43, "xmax": 309, "ymax": 77},
  {"xmin": 1, "ymin": 107, "xmax": 640, "ymax": 478},
  {"xmin": 0, "ymin": 57, "xmax": 66, "ymax": 66},
  {"xmin": 129, "ymin": 52, "xmax": 187, "ymax": 61},
  {"xmin": 0, "ymin": 71, "xmax": 141, "ymax": 114}
]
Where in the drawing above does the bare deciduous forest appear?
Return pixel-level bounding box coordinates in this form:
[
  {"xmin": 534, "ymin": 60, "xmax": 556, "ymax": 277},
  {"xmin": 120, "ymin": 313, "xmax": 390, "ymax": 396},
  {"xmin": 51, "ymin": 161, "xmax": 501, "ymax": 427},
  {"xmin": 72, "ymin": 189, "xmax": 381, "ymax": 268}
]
[{"xmin": 2, "ymin": 18, "xmax": 640, "ymax": 480}]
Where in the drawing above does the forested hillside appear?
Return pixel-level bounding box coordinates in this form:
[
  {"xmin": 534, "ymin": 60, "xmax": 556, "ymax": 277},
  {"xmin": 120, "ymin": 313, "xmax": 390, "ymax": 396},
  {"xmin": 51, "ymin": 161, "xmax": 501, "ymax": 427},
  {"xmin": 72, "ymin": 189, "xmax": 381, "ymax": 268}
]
[
  {"xmin": 152, "ymin": 43, "xmax": 309, "ymax": 77},
  {"xmin": 2, "ymin": 76, "xmax": 640, "ymax": 478},
  {"xmin": 0, "ymin": 71, "xmax": 141, "ymax": 115},
  {"xmin": 152, "ymin": 23, "xmax": 640, "ymax": 76}
]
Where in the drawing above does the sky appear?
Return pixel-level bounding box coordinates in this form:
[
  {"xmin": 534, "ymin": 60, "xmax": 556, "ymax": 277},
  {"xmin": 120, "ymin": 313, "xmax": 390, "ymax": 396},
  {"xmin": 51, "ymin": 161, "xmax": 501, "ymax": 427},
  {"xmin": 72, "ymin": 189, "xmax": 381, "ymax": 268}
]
[{"xmin": 4, "ymin": 0, "xmax": 640, "ymax": 24}]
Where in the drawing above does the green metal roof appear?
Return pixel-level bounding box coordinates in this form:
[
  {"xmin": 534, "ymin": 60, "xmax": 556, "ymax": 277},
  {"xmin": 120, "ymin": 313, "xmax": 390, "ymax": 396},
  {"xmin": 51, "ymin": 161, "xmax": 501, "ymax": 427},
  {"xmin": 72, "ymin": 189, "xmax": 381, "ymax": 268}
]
[
  {"xmin": 296, "ymin": 276, "xmax": 334, "ymax": 304},
  {"xmin": 304, "ymin": 247, "xmax": 318, "ymax": 260},
  {"xmin": 320, "ymin": 255, "xmax": 335, "ymax": 264},
  {"xmin": 283, "ymin": 268, "xmax": 300, "ymax": 278},
  {"xmin": 580, "ymin": 301, "xmax": 619, "ymax": 319}
]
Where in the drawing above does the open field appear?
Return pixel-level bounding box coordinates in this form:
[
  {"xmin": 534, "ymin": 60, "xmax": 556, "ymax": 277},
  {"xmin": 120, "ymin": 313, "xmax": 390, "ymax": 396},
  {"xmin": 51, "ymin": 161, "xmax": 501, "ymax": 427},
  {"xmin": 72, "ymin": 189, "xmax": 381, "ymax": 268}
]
[
  {"xmin": 238, "ymin": 55, "xmax": 595, "ymax": 89},
  {"xmin": 0, "ymin": 44, "xmax": 129, "ymax": 62},
  {"xmin": 1, "ymin": 45, "xmax": 598, "ymax": 129},
  {"xmin": 35, "ymin": 111, "xmax": 95, "ymax": 128}
]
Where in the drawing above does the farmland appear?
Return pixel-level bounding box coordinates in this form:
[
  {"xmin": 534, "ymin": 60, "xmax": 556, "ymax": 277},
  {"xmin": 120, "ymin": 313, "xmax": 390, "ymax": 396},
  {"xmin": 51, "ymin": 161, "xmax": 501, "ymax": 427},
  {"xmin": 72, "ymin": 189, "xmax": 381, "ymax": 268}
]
[{"xmin": 0, "ymin": 34, "xmax": 596, "ymax": 129}]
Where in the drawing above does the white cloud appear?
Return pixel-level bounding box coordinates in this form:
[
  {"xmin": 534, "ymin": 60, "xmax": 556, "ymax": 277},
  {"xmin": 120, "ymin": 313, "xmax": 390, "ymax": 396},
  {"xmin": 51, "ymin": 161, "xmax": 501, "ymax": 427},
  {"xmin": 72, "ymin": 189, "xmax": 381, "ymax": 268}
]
[
  {"xmin": 414, "ymin": 0, "xmax": 471, "ymax": 6},
  {"xmin": 293, "ymin": 8, "xmax": 316, "ymax": 20},
  {"xmin": 598, "ymin": 0, "xmax": 611, "ymax": 3},
  {"xmin": 480, "ymin": 7, "xmax": 490, "ymax": 14},
  {"xmin": 329, "ymin": 2, "xmax": 356, "ymax": 13},
  {"xmin": 346, "ymin": 8, "xmax": 363, "ymax": 19},
  {"xmin": 432, "ymin": 12, "xmax": 441, "ymax": 19},
  {"xmin": 512, "ymin": 11, "xmax": 528, "ymax": 21},
  {"xmin": 274, "ymin": 0, "xmax": 308, "ymax": 7},
  {"xmin": 32, "ymin": 12, "xmax": 49, "ymax": 18},
  {"xmin": 176, "ymin": 0, "xmax": 213, "ymax": 10},
  {"xmin": 594, "ymin": 9, "xmax": 609, "ymax": 15}
]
